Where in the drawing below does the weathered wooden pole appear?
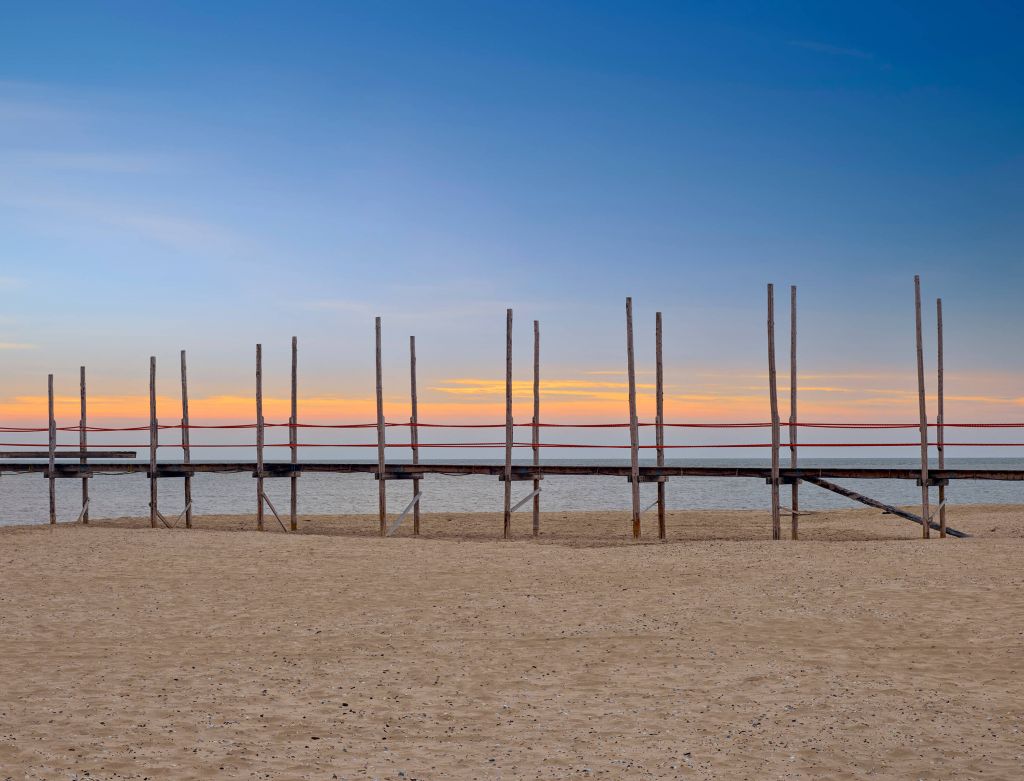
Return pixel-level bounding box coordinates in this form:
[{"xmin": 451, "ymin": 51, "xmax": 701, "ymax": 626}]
[
  {"xmin": 375, "ymin": 316, "xmax": 387, "ymax": 536},
  {"xmin": 256, "ymin": 343, "xmax": 265, "ymax": 531},
  {"xmin": 532, "ymin": 320, "xmax": 541, "ymax": 537},
  {"xmin": 409, "ymin": 335, "xmax": 421, "ymax": 536},
  {"xmin": 503, "ymin": 308, "xmax": 513, "ymax": 540},
  {"xmin": 626, "ymin": 297, "xmax": 641, "ymax": 539},
  {"xmin": 914, "ymin": 275, "xmax": 931, "ymax": 538},
  {"xmin": 48, "ymin": 374, "xmax": 56, "ymax": 525},
  {"xmin": 290, "ymin": 335, "xmax": 298, "ymax": 532},
  {"xmin": 180, "ymin": 350, "xmax": 193, "ymax": 529},
  {"xmin": 79, "ymin": 366, "xmax": 89, "ymax": 524},
  {"xmin": 936, "ymin": 298, "xmax": 946, "ymax": 538},
  {"xmin": 149, "ymin": 356, "xmax": 158, "ymax": 529},
  {"xmin": 767, "ymin": 284, "xmax": 781, "ymax": 541},
  {"xmin": 789, "ymin": 285, "xmax": 798, "ymax": 540},
  {"xmin": 655, "ymin": 311, "xmax": 666, "ymax": 541}
]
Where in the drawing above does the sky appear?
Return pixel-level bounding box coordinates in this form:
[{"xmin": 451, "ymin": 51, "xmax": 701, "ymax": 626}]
[{"xmin": 1, "ymin": 1, "xmax": 1022, "ymax": 457}]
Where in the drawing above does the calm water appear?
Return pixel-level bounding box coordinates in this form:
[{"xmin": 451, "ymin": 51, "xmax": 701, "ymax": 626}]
[{"xmin": 3, "ymin": 458, "xmax": 1023, "ymax": 526}]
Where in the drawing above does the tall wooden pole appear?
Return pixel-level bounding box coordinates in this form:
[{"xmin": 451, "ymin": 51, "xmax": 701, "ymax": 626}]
[
  {"xmin": 256, "ymin": 343, "xmax": 264, "ymax": 532},
  {"xmin": 80, "ymin": 366, "xmax": 89, "ymax": 524},
  {"xmin": 180, "ymin": 350, "xmax": 192, "ymax": 529},
  {"xmin": 375, "ymin": 317, "xmax": 387, "ymax": 536},
  {"xmin": 149, "ymin": 356, "xmax": 158, "ymax": 529},
  {"xmin": 503, "ymin": 308, "xmax": 513, "ymax": 540},
  {"xmin": 914, "ymin": 275, "xmax": 931, "ymax": 538},
  {"xmin": 626, "ymin": 297, "xmax": 641, "ymax": 539},
  {"xmin": 789, "ymin": 286, "xmax": 799, "ymax": 540},
  {"xmin": 767, "ymin": 284, "xmax": 781, "ymax": 541},
  {"xmin": 532, "ymin": 320, "xmax": 540, "ymax": 537},
  {"xmin": 290, "ymin": 335, "xmax": 298, "ymax": 532},
  {"xmin": 48, "ymin": 374, "xmax": 55, "ymax": 525},
  {"xmin": 409, "ymin": 335, "xmax": 421, "ymax": 536},
  {"xmin": 655, "ymin": 311, "xmax": 666, "ymax": 541},
  {"xmin": 936, "ymin": 298, "xmax": 946, "ymax": 538}
]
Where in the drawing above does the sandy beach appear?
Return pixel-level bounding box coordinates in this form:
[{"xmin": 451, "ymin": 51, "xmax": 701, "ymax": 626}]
[{"xmin": 2, "ymin": 507, "xmax": 1023, "ymax": 779}]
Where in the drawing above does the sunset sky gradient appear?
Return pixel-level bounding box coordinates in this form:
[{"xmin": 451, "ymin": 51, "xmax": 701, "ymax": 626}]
[{"xmin": 1, "ymin": 2, "xmax": 1022, "ymax": 456}]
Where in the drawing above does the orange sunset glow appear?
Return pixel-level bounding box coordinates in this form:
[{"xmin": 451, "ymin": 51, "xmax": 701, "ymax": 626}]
[{"xmin": 4, "ymin": 371, "xmax": 1023, "ymax": 428}]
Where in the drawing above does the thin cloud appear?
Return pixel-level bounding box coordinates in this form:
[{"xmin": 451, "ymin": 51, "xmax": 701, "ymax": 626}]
[
  {"xmin": 0, "ymin": 342, "xmax": 34, "ymax": 350},
  {"xmin": 1, "ymin": 192, "xmax": 248, "ymax": 256},
  {"xmin": 0, "ymin": 98, "xmax": 74, "ymax": 122},
  {"xmin": 300, "ymin": 299, "xmax": 374, "ymax": 315},
  {"xmin": 430, "ymin": 377, "xmax": 656, "ymax": 401},
  {"xmin": 583, "ymin": 369, "xmax": 655, "ymax": 377},
  {"xmin": 299, "ymin": 298, "xmax": 528, "ymax": 322},
  {"xmin": 12, "ymin": 150, "xmax": 169, "ymax": 174},
  {"xmin": 0, "ymin": 393, "xmax": 380, "ymax": 422},
  {"xmin": 789, "ymin": 40, "xmax": 874, "ymax": 60}
]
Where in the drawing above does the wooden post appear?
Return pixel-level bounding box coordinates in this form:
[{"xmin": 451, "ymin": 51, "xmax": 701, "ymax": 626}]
[
  {"xmin": 376, "ymin": 316, "xmax": 387, "ymax": 536},
  {"xmin": 409, "ymin": 335, "xmax": 420, "ymax": 536},
  {"xmin": 532, "ymin": 320, "xmax": 540, "ymax": 537},
  {"xmin": 256, "ymin": 343, "xmax": 264, "ymax": 531},
  {"xmin": 655, "ymin": 311, "xmax": 666, "ymax": 541},
  {"xmin": 626, "ymin": 297, "xmax": 641, "ymax": 539},
  {"xmin": 149, "ymin": 356, "xmax": 158, "ymax": 529},
  {"xmin": 768, "ymin": 284, "xmax": 781, "ymax": 541},
  {"xmin": 802, "ymin": 476, "xmax": 965, "ymax": 537},
  {"xmin": 180, "ymin": 350, "xmax": 193, "ymax": 529},
  {"xmin": 290, "ymin": 335, "xmax": 298, "ymax": 532},
  {"xmin": 503, "ymin": 308, "xmax": 513, "ymax": 540},
  {"xmin": 48, "ymin": 374, "xmax": 55, "ymax": 525},
  {"xmin": 80, "ymin": 366, "xmax": 89, "ymax": 524},
  {"xmin": 914, "ymin": 275, "xmax": 931, "ymax": 538},
  {"xmin": 936, "ymin": 298, "xmax": 946, "ymax": 538},
  {"xmin": 789, "ymin": 286, "xmax": 798, "ymax": 540}
]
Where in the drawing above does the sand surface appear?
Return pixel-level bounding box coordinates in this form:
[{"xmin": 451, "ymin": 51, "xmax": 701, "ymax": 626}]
[{"xmin": 2, "ymin": 507, "xmax": 1023, "ymax": 779}]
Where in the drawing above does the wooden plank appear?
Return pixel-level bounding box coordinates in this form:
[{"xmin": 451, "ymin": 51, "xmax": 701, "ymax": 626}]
[
  {"xmin": 256, "ymin": 343, "xmax": 265, "ymax": 532},
  {"xmin": 152, "ymin": 506, "xmax": 173, "ymax": 529},
  {"xmin": 512, "ymin": 487, "xmax": 541, "ymax": 514},
  {"xmin": 914, "ymin": 275, "xmax": 931, "ymax": 538},
  {"xmin": 804, "ymin": 477, "xmax": 925, "ymax": 523},
  {"xmin": 48, "ymin": 373, "xmax": 55, "ymax": 525},
  {"xmin": 260, "ymin": 489, "xmax": 289, "ymax": 532},
  {"xmin": 789, "ymin": 285, "xmax": 798, "ymax": 540},
  {"xmin": 0, "ymin": 451, "xmax": 135, "ymax": 459},
  {"xmin": 626, "ymin": 297, "xmax": 641, "ymax": 539},
  {"xmin": 803, "ymin": 476, "xmax": 968, "ymax": 538},
  {"xmin": 149, "ymin": 357, "xmax": 158, "ymax": 529},
  {"xmin": 376, "ymin": 316, "xmax": 386, "ymax": 537},
  {"xmin": 532, "ymin": 319, "xmax": 540, "ymax": 537},
  {"xmin": 503, "ymin": 308, "xmax": 513, "ymax": 540},
  {"xmin": 767, "ymin": 284, "xmax": 781, "ymax": 540},
  {"xmin": 180, "ymin": 350, "xmax": 193, "ymax": 529},
  {"xmin": 290, "ymin": 335, "xmax": 298, "ymax": 532},
  {"xmin": 655, "ymin": 311, "xmax": 666, "ymax": 540},
  {"xmin": 409, "ymin": 334, "xmax": 420, "ymax": 536},
  {"xmin": 79, "ymin": 366, "xmax": 88, "ymax": 524},
  {"xmin": 10, "ymin": 460, "xmax": 1024, "ymax": 482},
  {"xmin": 936, "ymin": 298, "xmax": 946, "ymax": 538},
  {"xmin": 386, "ymin": 491, "xmax": 422, "ymax": 537}
]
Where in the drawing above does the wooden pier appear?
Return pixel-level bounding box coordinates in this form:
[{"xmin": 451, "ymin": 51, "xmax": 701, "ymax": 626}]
[{"xmin": 5, "ymin": 276, "xmax": 1020, "ymax": 540}]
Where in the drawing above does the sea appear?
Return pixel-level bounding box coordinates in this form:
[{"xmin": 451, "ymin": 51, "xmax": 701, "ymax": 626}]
[{"xmin": 3, "ymin": 458, "xmax": 1023, "ymax": 526}]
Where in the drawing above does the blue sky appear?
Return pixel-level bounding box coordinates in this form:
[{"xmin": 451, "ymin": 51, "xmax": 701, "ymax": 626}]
[{"xmin": 1, "ymin": 2, "xmax": 1022, "ymax": 452}]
